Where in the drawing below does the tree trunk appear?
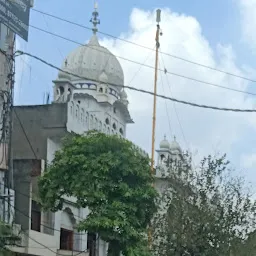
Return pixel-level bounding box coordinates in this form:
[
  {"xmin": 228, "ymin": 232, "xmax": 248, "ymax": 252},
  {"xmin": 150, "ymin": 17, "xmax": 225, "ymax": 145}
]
[{"xmin": 107, "ymin": 240, "xmax": 121, "ymax": 256}]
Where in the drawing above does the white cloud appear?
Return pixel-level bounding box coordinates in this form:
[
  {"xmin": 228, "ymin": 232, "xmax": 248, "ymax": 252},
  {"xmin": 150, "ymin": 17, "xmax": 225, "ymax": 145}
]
[
  {"xmin": 238, "ymin": 0, "xmax": 256, "ymax": 51},
  {"xmin": 241, "ymin": 153, "xmax": 256, "ymax": 169},
  {"xmin": 99, "ymin": 8, "xmax": 255, "ymax": 165}
]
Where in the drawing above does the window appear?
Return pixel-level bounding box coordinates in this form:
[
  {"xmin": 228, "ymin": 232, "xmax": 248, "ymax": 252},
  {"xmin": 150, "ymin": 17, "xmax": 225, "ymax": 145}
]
[
  {"xmin": 112, "ymin": 123, "xmax": 116, "ymax": 130},
  {"xmin": 31, "ymin": 200, "xmax": 41, "ymax": 232},
  {"xmin": 99, "ymin": 87, "xmax": 103, "ymax": 93},
  {"xmin": 59, "ymin": 86, "xmax": 64, "ymax": 95},
  {"xmin": 105, "ymin": 118, "xmax": 109, "ymax": 125},
  {"xmin": 113, "ymin": 107, "xmax": 116, "ymax": 113},
  {"xmin": 75, "ymin": 107, "xmax": 78, "ymax": 118},
  {"xmin": 60, "ymin": 228, "xmax": 73, "ymax": 251},
  {"xmin": 87, "ymin": 232, "xmax": 96, "ymax": 256},
  {"xmin": 94, "ymin": 118, "xmax": 98, "ymax": 129},
  {"xmin": 119, "ymin": 128, "xmax": 123, "ymax": 135}
]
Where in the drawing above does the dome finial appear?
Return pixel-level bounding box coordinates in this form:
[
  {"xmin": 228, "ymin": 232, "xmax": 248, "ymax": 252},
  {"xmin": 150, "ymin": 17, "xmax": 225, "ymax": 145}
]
[{"xmin": 90, "ymin": 1, "xmax": 100, "ymax": 35}]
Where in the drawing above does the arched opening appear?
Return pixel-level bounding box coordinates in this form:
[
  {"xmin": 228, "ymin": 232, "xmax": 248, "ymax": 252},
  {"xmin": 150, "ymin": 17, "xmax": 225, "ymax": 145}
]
[
  {"xmin": 112, "ymin": 123, "xmax": 116, "ymax": 130},
  {"xmin": 99, "ymin": 87, "xmax": 103, "ymax": 93},
  {"xmin": 105, "ymin": 118, "xmax": 109, "ymax": 125},
  {"xmin": 60, "ymin": 208, "xmax": 77, "ymax": 251},
  {"xmin": 160, "ymin": 154, "xmax": 165, "ymax": 165},
  {"xmin": 119, "ymin": 128, "xmax": 123, "ymax": 135},
  {"xmin": 59, "ymin": 86, "xmax": 64, "ymax": 95}
]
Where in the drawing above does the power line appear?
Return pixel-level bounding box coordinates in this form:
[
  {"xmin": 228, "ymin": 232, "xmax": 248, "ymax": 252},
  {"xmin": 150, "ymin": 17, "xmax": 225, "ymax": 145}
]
[
  {"xmin": 29, "ymin": 24, "xmax": 256, "ymax": 97},
  {"xmin": 4, "ymin": 197, "xmax": 86, "ymax": 255},
  {"xmin": 13, "ymin": 108, "xmax": 37, "ymax": 159},
  {"xmin": 4, "ymin": 189, "xmax": 85, "ymax": 235},
  {"xmin": 159, "ymin": 61, "xmax": 173, "ymax": 137},
  {"xmin": 160, "ymin": 53, "xmax": 189, "ymax": 148},
  {"xmin": 19, "ymin": 227, "xmax": 86, "ymax": 256},
  {"xmin": 32, "ymin": 8, "xmax": 256, "ymax": 84},
  {"xmin": 12, "ymin": 109, "xmax": 87, "ymax": 223},
  {"xmin": 127, "ymin": 46, "xmax": 155, "ymax": 86},
  {"xmin": 41, "ymin": 14, "xmax": 65, "ymax": 60},
  {"xmin": 15, "ymin": 50, "xmax": 256, "ymax": 113}
]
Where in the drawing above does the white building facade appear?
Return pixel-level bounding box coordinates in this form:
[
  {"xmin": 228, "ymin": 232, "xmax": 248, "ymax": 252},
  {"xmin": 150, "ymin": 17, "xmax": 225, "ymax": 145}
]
[{"xmin": 10, "ymin": 4, "xmax": 148, "ymax": 256}]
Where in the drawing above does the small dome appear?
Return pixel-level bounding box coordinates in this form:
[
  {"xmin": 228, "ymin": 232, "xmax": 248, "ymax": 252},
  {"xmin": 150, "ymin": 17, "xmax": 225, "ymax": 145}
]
[
  {"xmin": 159, "ymin": 135, "xmax": 170, "ymax": 149},
  {"xmin": 120, "ymin": 89, "xmax": 127, "ymax": 99},
  {"xmin": 99, "ymin": 71, "xmax": 108, "ymax": 84},
  {"xmin": 170, "ymin": 136, "xmax": 182, "ymax": 152}
]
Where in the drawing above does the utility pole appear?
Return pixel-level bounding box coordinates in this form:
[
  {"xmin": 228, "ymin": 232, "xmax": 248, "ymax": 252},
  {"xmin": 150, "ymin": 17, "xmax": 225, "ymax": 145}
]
[
  {"xmin": 149, "ymin": 9, "xmax": 162, "ymax": 249},
  {"xmin": 5, "ymin": 33, "xmax": 15, "ymax": 224},
  {"xmin": 150, "ymin": 9, "xmax": 162, "ymax": 174}
]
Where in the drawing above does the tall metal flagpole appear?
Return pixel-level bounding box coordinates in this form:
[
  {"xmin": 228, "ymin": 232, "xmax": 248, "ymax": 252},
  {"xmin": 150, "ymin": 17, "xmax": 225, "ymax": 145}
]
[
  {"xmin": 150, "ymin": 9, "xmax": 161, "ymax": 175},
  {"xmin": 149, "ymin": 9, "xmax": 162, "ymax": 248}
]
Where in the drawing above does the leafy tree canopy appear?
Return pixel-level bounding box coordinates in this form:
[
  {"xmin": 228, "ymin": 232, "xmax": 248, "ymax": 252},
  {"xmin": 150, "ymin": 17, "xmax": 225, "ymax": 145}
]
[
  {"xmin": 0, "ymin": 220, "xmax": 20, "ymax": 256},
  {"xmin": 152, "ymin": 153, "xmax": 256, "ymax": 256},
  {"xmin": 39, "ymin": 131, "xmax": 157, "ymax": 256}
]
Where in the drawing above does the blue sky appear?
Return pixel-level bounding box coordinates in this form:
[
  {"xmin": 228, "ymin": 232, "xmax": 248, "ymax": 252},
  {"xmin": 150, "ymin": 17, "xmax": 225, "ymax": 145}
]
[
  {"xmin": 16, "ymin": 0, "xmax": 253, "ymax": 105},
  {"xmin": 14, "ymin": 0, "xmax": 256, "ymax": 187}
]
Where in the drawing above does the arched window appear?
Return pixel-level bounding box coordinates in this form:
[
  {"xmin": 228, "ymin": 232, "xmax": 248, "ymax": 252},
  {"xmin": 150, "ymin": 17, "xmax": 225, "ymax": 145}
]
[
  {"xmin": 119, "ymin": 128, "xmax": 123, "ymax": 135},
  {"xmin": 90, "ymin": 115, "xmax": 93, "ymax": 130},
  {"xmin": 81, "ymin": 109, "xmax": 84, "ymax": 123},
  {"xmin": 105, "ymin": 118, "xmax": 109, "ymax": 125},
  {"xmin": 94, "ymin": 118, "xmax": 98, "ymax": 130},
  {"xmin": 99, "ymin": 87, "xmax": 103, "ymax": 93},
  {"xmin": 160, "ymin": 154, "xmax": 165, "ymax": 164},
  {"xmin": 112, "ymin": 123, "xmax": 116, "ymax": 130},
  {"xmin": 59, "ymin": 86, "xmax": 64, "ymax": 95},
  {"xmin": 75, "ymin": 105, "xmax": 79, "ymax": 118},
  {"xmin": 86, "ymin": 112, "xmax": 89, "ymax": 125},
  {"xmin": 70, "ymin": 102, "xmax": 74, "ymax": 115}
]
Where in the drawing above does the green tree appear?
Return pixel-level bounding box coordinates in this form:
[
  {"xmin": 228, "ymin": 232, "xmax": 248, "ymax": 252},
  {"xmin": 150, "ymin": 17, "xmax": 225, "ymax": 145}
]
[
  {"xmin": 152, "ymin": 153, "xmax": 256, "ymax": 256},
  {"xmin": 0, "ymin": 220, "xmax": 20, "ymax": 256},
  {"xmin": 39, "ymin": 132, "xmax": 157, "ymax": 256}
]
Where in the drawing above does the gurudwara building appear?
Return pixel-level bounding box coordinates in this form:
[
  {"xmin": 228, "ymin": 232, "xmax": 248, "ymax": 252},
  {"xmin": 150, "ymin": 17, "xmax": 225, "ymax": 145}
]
[{"xmin": 10, "ymin": 4, "xmax": 182, "ymax": 256}]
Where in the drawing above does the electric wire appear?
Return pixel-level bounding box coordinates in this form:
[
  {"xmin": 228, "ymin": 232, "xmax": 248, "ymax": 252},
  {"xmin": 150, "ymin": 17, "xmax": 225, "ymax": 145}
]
[
  {"xmin": 32, "ymin": 8, "xmax": 256, "ymax": 84},
  {"xmin": 42, "ymin": 14, "xmax": 65, "ymax": 60},
  {"xmin": 12, "ymin": 109, "xmax": 89, "ymax": 224},
  {"xmin": 160, "ymin": 53, "xmax": 189, "ymax": 148},
  {"xmin": 158, "ymin": 60, "xmax": 173, "ymax": 137},
  {"xmin": 28, "ymin": 24, "xmax": 256, "ymax": 97},
  {"xmin": 4, "ymin": 191, "xmax": 86, "ymax": 236},
  {"xmin": 127, "ymin": 46, "xmax": 155, "ymax": 86},
  {"xmin": 14, "ymin": 51, "xmax": 256, "ymax": 113}
]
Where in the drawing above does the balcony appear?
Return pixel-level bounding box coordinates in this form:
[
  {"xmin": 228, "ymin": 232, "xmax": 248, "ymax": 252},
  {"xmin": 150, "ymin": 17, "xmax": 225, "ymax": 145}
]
[{"xmin": 57, "ymin": 249, "xmax": 89, "ymax": 256}]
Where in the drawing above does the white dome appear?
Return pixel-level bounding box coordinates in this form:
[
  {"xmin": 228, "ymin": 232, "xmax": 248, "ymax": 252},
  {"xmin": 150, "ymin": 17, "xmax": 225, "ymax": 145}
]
[
  {"xmin": 159, "ymin": 136, "xmax": 170, "ymax": 149},
  {"xmin": 58, "ymin": 34, "xmax": 124, "ymax": 90},
  {"xmin": 170, "ymin": 136, "xmax": 182, "ymax": 152}
]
